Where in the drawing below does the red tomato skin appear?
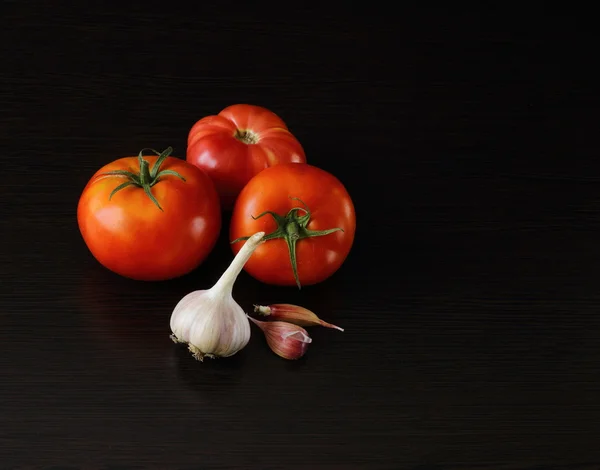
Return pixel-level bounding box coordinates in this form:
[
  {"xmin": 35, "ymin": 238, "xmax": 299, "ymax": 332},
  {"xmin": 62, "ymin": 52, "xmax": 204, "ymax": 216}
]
[
  {"xmin": 77, "ymin": 156, "xmax": 221, "ymax": 281},
  {"xmin": 186, "ymin": 104, "xmax": 306, "ymax": 209},
  {"xmin": 230, "ymin": 163, "xmax": 356, "ymax": 287}
]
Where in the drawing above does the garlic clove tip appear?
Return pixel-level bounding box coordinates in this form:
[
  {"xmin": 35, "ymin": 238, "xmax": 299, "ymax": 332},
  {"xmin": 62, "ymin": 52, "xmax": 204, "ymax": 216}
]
[{"xmin": 320, "ymin": 320, "xmax": 345, "ymax": 332}]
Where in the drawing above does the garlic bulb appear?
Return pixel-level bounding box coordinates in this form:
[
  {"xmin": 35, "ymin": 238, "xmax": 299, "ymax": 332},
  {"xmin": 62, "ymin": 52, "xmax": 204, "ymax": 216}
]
[{"xmin": 170, "ymin": 231, "xmax": 265, "ymax": 361}]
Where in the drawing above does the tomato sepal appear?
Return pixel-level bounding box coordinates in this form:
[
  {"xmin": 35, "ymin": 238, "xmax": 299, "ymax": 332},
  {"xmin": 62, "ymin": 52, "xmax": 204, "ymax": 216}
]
[
  {"xmin": 98, "ymin": 146, "xmax": 186, "ymax": 212},
  {"xmin": 231, "ymin": 197, "xmax": 343, "ymax": 289}
]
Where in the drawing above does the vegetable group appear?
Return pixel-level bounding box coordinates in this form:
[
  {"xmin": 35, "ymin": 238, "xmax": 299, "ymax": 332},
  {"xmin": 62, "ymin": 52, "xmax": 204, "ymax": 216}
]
[
  {"xmin": 78, "ymin": 104, "xmax": 354, "ymax": 362},
  {"xmin": 186, "ymin": 104, "xmax": 306, "ymax": 209},
  {"xmin": 77, "ymin": 147, "xmax": 221, "ymax": 281}
]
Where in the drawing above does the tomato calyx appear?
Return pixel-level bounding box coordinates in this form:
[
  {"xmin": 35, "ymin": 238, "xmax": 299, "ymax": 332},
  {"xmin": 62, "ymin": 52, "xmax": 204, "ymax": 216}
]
[
  {"xmin": 231, "ymin": 197, "xmax": 344, "ymax": 289},
  {"xmin": 234, "ymin": 129, "xmax": 259, "ymax": 145},
  {"xmin": 99, "ymin": 146, "xmax": 186, "ymax": 212}
]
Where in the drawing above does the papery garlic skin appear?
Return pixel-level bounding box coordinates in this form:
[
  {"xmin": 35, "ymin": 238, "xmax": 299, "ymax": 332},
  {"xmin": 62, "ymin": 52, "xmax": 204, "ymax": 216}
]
[
  {"xmin": 254, "ymin": 303, "xmax": 344, "ymax": 331},
  {"xmin": 248, "ymin": 316, "xmax": 312, "ymax": 360},
  {"xmin": 169, "ymin": 231, "xmax": 265, "ymax": 361}
]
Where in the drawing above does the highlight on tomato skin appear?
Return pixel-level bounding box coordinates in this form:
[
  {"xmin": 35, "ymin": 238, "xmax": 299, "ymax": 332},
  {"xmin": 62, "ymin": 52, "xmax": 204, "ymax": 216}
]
[
  {"xmin": 77, "ymin": 147, "xmax": 222, "ymax": 281},
  {"xmin": 229, "ymin": 162, "xmax": 356, "ymax": 288},
  {"xmin": 186, "ymin": 104, "xmax": 307, "ymax": 210}
]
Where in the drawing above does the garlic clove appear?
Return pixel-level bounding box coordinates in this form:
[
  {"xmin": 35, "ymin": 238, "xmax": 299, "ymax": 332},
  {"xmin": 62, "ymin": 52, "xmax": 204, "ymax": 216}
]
[
  {"xmin": 253, "ymin": 303, "xmax": 344, "ymax": 332},
  {"xmin": 248, "ymin": 315, "xmax": 312, "ymax": 360},
  {"xmin": 169, "ymin": 231, "xmax": 265, "ymax": 361}
]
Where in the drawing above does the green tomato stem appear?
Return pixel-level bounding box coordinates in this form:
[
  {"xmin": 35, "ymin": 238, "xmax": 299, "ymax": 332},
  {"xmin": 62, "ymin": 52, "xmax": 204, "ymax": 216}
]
[
  {"xmin": 99, "ymin": 146, "xmax": 186, "ymax": 211},
  {"xmin": 231, "ymin": 197, "xmax": 344, "ymax": 289}
]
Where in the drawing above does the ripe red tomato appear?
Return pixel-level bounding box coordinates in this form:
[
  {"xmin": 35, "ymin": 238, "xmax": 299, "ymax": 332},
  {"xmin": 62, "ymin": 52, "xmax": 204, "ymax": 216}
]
[
  {"xmin": 230, "ymin": 163, "xmax": 356, "ymax": 288},
  {"xmin": 77, "ymin": 147, "xmax": 221, "ymax": 281},
  {"xmin": 186, "ymin": 104, "xmax": 306, "ymax": 209}
]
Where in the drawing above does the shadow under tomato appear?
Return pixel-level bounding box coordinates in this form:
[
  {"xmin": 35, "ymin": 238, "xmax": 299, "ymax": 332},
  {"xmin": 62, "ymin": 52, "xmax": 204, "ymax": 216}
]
[{"xmin": 76, "ymin": 265, "xmax": 184, "ymax": 362}]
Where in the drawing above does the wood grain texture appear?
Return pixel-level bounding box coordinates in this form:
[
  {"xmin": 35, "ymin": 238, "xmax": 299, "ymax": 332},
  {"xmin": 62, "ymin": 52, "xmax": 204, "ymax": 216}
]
[{"xmin": 2, "ymin": 4, "xmax": 599, "ymax": 469}]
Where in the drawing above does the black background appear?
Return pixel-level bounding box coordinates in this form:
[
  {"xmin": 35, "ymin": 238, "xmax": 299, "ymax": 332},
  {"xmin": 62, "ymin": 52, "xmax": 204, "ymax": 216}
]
[{"xmin": 2, "ymin": 4, "xmax": 600, "ymax": 469}]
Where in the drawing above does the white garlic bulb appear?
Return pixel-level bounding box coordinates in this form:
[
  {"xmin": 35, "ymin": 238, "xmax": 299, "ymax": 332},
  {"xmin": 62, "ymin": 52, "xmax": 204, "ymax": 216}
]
[{"xmin": 170, "ymin": 231, "xmax": 265, "ymax": 361}]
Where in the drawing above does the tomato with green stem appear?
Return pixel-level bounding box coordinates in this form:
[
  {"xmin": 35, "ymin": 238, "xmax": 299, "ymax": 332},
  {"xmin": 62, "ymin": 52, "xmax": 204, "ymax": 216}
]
[
  {"xmin": 186, "ymin": 104, "xmax": 306, "ymax": 209},
  {"xmin": 229, "ymin": 163, "xmax": 356, "ymax": 288},
  {"xmin": 77, "ymin": 147, "xmax": 221, "ymax": 281}
]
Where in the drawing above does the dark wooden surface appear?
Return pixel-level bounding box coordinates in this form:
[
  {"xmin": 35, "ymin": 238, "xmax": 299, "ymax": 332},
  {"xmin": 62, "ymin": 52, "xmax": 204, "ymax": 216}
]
[{"xmin": 2, "ymin": 4, "xmax": 600, "ymax": 469}]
